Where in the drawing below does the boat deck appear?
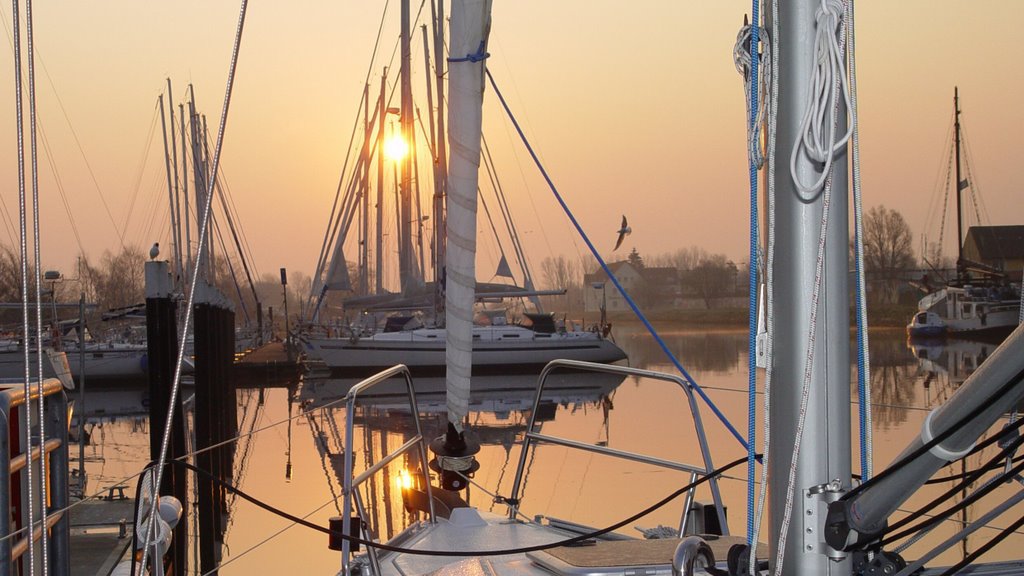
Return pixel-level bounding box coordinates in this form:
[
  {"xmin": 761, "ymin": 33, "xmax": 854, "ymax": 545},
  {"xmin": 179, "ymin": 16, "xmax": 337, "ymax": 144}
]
[{"xmin": 372, "ymin": 509, "xmax": 760, "ymax": 576}]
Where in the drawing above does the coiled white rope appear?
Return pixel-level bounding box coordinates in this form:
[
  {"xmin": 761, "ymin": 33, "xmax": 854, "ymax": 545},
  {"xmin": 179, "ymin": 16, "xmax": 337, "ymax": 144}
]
[
  {"xmin": 733, "ymin": 22, "xmax": 772, "ymax": 170},
  {"xmin": 788, "ymin": 0, "xmax": 853, "ymax": 197}
]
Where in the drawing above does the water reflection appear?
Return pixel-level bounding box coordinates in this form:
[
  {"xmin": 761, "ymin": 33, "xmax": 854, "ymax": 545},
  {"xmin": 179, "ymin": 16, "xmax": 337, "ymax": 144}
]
[
  {"xmin": 295, "ymin": 370, "xmax": 626, "ymax": 544},
  {"xmin": 76, "ymin": 326, "xmax": 1024, "ymax": 573}
]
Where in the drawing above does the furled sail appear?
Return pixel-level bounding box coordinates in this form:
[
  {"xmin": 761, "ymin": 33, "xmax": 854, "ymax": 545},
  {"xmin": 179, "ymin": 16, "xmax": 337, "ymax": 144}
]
[{"xmin": 445, "ymin": 0, "xmax": 492, "ymax": 431}]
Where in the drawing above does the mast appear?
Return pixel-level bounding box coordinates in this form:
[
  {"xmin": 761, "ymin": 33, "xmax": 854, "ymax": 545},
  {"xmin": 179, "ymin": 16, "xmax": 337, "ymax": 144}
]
[
  {"xmin": 181, "ymin": 98, "xmax": 193, "ymax": 286},
  {"xmin": 376, "ymin": 69, "xmax": 386, "ymax": 294},
  {"xmin": 167, "ymin": 80, "xmax": 184, "ymax": 287},
  {"xmin": 768, "ymin": 0, "xmax": 851, "ymax": 573},
  {"xmin": 399, "ymin": 0, "xmax": 416, "ymax": 293},
  {"xmin": 158, "ymin": 94, "xmax": 180, "ymax": 278},
  {"xmin": 954, "ymin": 86, "xmax": 964, "ymax": 268},
  {"xmin": 445, "ymin": 0, "xmax": 491, "ymax": 430},
  {"xmin": 422, "ymin": 24, "xmax": 441, "ymax": 290},
  {"xmin": 431, "ymin": 0, "xmax": 448, "ymax": 320},
  {"xmin": 361, "ymin": 83, "xmax": 370, "ymax": 296}
]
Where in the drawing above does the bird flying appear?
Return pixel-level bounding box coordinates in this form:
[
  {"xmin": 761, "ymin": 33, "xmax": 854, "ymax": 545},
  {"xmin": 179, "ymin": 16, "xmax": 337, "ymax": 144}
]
[{"xmin": 614, "ymin": 216, "xmax": 631, "ymax": 251}]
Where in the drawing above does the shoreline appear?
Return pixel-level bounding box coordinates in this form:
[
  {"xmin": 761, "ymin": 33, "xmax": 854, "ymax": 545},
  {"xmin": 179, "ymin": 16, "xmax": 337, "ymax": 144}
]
[{"xmin": 556, "ymin": 304, "xmax": 917, "ymax": 330}]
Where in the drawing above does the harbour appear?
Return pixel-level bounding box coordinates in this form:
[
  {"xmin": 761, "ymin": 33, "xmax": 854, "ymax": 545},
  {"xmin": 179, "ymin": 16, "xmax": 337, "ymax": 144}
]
[
  {"xmin": 2, "ymin": 0, "xmax": 1024, "ymax": 574},
  {"xmin": 50, "ymin": 327, "xmax": 1024, "ymax": 573}
]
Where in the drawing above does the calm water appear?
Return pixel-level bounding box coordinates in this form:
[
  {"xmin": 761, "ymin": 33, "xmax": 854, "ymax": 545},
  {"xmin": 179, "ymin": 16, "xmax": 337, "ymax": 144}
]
[{"xmin": 77, "ymin": 324, "xmax": 1023, "ymax": 573}]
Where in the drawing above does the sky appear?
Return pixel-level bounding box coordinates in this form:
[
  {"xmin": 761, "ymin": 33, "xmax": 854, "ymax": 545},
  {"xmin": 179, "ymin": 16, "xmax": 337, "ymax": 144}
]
[{"xmin": 0, "ymin": 1, "xmax": 1022, "ymax": 294}]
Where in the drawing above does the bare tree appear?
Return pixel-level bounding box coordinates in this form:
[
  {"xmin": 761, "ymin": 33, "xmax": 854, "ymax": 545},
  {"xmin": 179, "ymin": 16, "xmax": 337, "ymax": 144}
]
[
  {"xmin": 862, "ymin": 205, "xmax": 915, "ymax": 304},
  {"xmin": 691, "ymin": 254, "xmax": 738, "ymax": 309},
  {"xmin": 539, "ymin": 255, "xmax": 581, "ymax": 313}
]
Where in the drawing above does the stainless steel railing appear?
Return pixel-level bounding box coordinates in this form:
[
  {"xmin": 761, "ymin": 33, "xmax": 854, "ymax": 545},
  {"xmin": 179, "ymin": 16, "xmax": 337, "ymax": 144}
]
[
  {"xmin": 507, "ymin": 359, "xmax": 729, "ymax": 536},
  {"xmin": 339, "ymin": 364, "xmax": 435, "ymax": 576},
  {"xmin": 1, "ymin": 379, "xmax": 70, "ymax": 576}
]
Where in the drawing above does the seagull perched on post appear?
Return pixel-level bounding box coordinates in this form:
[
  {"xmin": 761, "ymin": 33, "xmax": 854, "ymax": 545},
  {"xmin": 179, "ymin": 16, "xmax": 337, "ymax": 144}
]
[
  {"xmin": 613, "ymin": 216, "xmax": 631, "ymax": 251},
  {"xmin": 149, "ymin": 242, "xmax": 160, "ymax": 260}
]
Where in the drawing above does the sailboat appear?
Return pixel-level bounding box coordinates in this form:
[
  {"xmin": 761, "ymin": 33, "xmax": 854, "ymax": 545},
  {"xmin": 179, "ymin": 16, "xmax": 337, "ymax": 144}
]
[
  {"xmin": 89, "ymin": 1, "xmax": 1024, "ymax": 575},
  {"xmin": 300, "ymin": 2, "xmax": 625, "ymax": 374},
  {"xmin": 907, "ymin": 89, "xmax": 1022, "ymax": 341},
  {"xmin": 324, "ymin": 1, "xmax": 1024, "ymax": 575}
]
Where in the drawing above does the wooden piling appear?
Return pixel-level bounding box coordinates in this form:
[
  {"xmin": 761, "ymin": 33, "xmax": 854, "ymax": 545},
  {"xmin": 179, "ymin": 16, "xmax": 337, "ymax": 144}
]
[{"xmin": 144, "ymin": 260, "xmax": 188, "ymax": 576}]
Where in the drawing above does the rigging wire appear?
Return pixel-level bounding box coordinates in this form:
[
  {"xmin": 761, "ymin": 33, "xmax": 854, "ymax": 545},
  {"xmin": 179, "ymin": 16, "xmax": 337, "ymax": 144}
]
[
  {"xmin": 874, "ymin": 420, "xmax": 1024, "ymax": 547},
  {"xmin": 882, "ymin": 447, "xmax": 1024, "ymax": 551},
  {"xmin": 841, "ymin": 364, "xmax": 1024, "ymax": 506},
  {"xmin": 37, "ymin": 122, "xmax": 85, "ymax": 253},
  {"xmin": 485, "ymin": 68, "xmax": 749, "ymax": 451},
  {"xmin": 940, "ymin": 508, "xmax": 1024, "ymax": 575},
  {"xmin": 120, "ymin": 104, "xmax": 161, "ymax": 250},
  {"xmin": 0, "ymin": 8, "xmax": 128, "ymax": 252},
  {"xmin": 847, "ymin": 0, "xmax": 873, "ymax": 482},
  {"xmin": 959, "ymin": 123, "xmax": 990, "ymax": 228},
  {"xmin": 139, "ymin": 0, "xmax": 249, "ymax": 572}
]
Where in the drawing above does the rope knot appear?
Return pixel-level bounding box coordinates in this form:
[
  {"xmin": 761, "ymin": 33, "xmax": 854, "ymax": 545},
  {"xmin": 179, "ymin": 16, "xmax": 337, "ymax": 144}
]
[{"xmin": 448, "ymin": 41, "xmax": 489, "ymax": 63}]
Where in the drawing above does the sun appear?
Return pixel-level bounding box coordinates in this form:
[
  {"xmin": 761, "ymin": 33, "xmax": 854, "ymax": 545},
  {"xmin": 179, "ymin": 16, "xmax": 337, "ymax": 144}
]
[{"xmin": 383, "ymin": 134, "xmax": 409, "ymax": 162}]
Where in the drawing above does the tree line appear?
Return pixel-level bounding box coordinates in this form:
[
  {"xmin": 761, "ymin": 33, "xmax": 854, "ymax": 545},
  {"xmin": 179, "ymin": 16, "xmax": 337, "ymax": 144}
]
[
  {"xmin": 537, "ymin": 204, "xmax": 922, "ymax": 313},
  {"xmin": 0, "ymin": 243, "xmax": 309, "ymax": 336}
]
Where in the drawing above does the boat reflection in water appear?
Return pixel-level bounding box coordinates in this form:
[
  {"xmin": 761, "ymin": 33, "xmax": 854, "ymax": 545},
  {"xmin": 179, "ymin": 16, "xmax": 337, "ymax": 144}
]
[
  {"xmin": 909, "ymin": 338, "xmax": 1000, "ymax": 403},
  {"xmin": 297, "ymin": 369, "xmax": 626, "ymax": 543}
]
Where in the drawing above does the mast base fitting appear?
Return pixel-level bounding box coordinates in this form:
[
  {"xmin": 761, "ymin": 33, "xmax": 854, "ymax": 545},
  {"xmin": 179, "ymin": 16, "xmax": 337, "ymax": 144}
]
[
  {"xmin": 429, "ymin": 423, "xmax": 481, "ymax": 491},
  {"xmin": 851, "ymin": 550, "xmax": 906, "ymax": 576},
  {"xmin": 824, "ymin": 499, "xmax": 887, "ymax": 552}
]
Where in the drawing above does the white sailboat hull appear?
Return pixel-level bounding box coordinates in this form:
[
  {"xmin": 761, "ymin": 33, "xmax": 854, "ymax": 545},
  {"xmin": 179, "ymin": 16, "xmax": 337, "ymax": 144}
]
[
  {"xmin": 64, "ymin": 343, "xmax": 150, "ymax": 381},
  {"xmin": 304, "ymin": 325, "xmax": 626, "ymax": 372}
]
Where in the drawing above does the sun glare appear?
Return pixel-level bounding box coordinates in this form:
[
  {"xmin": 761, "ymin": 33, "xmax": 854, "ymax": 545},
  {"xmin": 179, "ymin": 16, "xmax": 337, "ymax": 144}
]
[
  {"xmin": 398, "ymin": 468, "xmax": 414, "ymax": 490},
  {"xmin": 383, "ymin": 134, "xmax": 409, "ymax": 162}
]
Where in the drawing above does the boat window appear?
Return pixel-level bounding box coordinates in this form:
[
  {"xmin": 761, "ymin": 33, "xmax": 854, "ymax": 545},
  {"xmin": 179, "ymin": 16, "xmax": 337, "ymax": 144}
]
[
  {"xmin": 502, "ymin": 334, "xmax": 519, "ymax": 338},
  {"xmin": 916, "ymin": 312, "xmax": 928, "ymax": 323},
  {"xmin": 961, "ymin": 303, "xmax": 972, "ymax": 317}
]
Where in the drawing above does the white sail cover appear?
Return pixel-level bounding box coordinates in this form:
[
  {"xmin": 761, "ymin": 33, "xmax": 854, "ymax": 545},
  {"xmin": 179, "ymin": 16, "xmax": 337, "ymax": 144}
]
[{"xmin": 446, "ymin": 0, "xmax": 492, "ymax": 430}]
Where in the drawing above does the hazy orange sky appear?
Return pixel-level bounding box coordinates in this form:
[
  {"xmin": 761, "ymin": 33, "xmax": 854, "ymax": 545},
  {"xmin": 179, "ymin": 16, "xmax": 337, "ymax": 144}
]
[{"xmin": 1, "ymin": 1, "xmax": 1022, "ymax": 292}]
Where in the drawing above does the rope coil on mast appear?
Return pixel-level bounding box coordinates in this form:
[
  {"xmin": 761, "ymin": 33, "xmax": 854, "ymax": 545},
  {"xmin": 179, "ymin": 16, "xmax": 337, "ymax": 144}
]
[{"xmin": 788, "ymin": 0, "xmax": 853, "ymax": 197}]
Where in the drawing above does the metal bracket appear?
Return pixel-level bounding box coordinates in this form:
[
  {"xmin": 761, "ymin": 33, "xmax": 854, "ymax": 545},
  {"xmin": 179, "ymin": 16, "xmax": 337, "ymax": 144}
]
[{"xmin": 804, "ymin": 479, "xmax": 847, "ymax": 561}]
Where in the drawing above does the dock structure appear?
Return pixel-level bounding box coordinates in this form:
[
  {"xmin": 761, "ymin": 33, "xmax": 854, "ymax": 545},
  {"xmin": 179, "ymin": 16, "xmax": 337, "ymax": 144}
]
[
  {"xmin": 233, "ymin": 341, "xmax": 302, "ymax": 388},
  {"xmin": 69, "ymin": 498, "xmax": 134, "ymax": 576}
]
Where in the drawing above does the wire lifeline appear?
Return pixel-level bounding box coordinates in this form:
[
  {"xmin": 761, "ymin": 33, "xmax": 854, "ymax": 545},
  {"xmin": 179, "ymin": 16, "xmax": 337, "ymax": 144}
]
[
  {"xmin": 484, "ymin": 68, "xmax": 750, "ymax": 451},
  {"xmin": 139, "ymin": 1, "xmax": 249, "ymax": 573},
  {"xmin": 160, "ymin": 455, "xmax": 751, "ymax": 557}
]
